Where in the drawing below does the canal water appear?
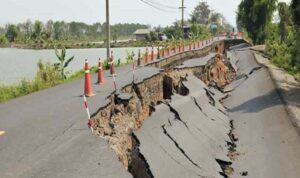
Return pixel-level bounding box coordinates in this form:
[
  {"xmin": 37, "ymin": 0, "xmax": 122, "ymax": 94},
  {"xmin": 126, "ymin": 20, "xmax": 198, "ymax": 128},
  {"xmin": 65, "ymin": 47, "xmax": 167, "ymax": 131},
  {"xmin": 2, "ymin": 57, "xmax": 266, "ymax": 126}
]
[{"xmin": 0, "ymin": 47, "xmax": 145, "ymax": 85}]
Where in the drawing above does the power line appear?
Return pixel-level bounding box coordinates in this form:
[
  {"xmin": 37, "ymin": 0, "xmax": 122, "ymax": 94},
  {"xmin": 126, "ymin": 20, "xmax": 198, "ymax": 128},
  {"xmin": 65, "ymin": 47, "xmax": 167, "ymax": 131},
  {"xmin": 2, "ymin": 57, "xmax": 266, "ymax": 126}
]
[
  {"xmin": 139, "ymin": 0, "xmax": 178, "ymax": 13},
  {"xmin": 146, "ymin": 0, "xmax": 179, "ymax": 9}
]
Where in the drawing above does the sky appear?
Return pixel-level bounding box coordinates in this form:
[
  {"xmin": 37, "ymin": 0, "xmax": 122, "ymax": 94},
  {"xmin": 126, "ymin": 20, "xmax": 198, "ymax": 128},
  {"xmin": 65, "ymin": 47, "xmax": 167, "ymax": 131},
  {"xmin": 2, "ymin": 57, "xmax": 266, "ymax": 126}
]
[{"xmin": 0, "ymin": 0, "xmax": 292, "ymax": 27}]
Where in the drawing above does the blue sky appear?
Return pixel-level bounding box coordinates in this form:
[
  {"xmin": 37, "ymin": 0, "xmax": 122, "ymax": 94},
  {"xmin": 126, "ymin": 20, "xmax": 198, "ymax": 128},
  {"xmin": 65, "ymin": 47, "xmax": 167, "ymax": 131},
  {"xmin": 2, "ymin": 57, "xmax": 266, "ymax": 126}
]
[{"xmin": 0, "ymin": 0, "xmax": 291, "ymax": 27}]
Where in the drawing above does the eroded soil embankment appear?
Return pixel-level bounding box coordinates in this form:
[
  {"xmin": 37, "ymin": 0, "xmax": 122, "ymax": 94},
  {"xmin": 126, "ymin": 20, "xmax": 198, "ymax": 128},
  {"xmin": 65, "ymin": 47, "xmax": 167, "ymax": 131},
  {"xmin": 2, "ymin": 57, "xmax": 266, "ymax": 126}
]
[{"xmin": 89, "ymin": 53, "xmax": 237, "ymax": 177}]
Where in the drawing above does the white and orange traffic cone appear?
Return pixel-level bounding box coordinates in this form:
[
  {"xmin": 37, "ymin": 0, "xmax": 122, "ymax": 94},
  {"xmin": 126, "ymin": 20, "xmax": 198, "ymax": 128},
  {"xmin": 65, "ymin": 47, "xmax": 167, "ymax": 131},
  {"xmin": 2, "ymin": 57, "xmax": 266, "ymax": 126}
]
[
  {"xmin": 151, "ymin": 46, "xmax": 155, "ymax": 61},
  {"xmin": 137, "ymin": 49, "xmax": 141, "ymax": 66},
  {"xmin": 97, "ymin": 58, "xmax": 105, "ymax": 85},
  {"xmin": 84, "ymin": 59, "xmax": 95, "ymax": 97},
  {"xmin": 145, "ymin": 47, "xmax": 149, "ymax": 64}
]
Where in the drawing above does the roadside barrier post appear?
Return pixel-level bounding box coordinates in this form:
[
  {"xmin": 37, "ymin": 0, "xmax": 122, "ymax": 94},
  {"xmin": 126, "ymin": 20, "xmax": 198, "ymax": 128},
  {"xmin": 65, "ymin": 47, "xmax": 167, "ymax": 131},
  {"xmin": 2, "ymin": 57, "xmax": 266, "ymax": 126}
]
[
  {"xmin": 173, "ymin": 44, "xmax": 176, "ymax": 54},
  {"xmin": 145, "ymin": 47, "xmax": 149, "ymax": 64},
  {"xmin": 151, "ymin": 46, "xmax": 154, "ymax": 61},
  {"xmin": 112, "ymin": 74, "xmax": 117, "ymax": 91},
  {"xmin": 84, "ymin": 59, "xmax": 95, "ymax": 97},
  {"xmin": 137, "ymin": 49, "xmax": 141, "ymax": 66},
  {"xmin": 157, "ymin": 46, "xmax": 160, "ymax": 59},
  {"xmin": 132, "ymin": 54, "xmax": 136, "ymax": 82},
  {"xmin": 97, "ymin": 58, "xmax": 105, "ymax": 85},
  {"xmin": 83, "ymin": 95, "xmax": 94, "ymax": 133}
]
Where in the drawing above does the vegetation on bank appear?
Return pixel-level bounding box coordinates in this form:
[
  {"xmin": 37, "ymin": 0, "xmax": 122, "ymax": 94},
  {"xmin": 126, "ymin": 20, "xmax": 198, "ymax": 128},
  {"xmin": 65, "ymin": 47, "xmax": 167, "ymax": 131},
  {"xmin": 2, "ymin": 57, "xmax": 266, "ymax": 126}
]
[
  {"xmin": 0, "ymin": 22, "xmax": 148, "ymax": 49},
  {"xmin": 237, "ymin": 0, "xmax": 300, "ymax": 80},
  {"xmin": 0, "ymin": 52, "xmax": 114, "ymax": 103}
]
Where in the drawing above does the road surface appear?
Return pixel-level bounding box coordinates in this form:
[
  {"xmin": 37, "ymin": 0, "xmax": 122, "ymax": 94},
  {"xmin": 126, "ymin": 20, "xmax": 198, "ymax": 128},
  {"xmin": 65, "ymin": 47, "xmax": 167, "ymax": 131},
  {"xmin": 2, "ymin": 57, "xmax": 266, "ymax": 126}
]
[
  {"xmin": 224, "ymin": 46, "xmax": 300, "ymax": 178},
  {"xmin": 0, "ymin": 62, "xmax": 161, "ymax": 178}
]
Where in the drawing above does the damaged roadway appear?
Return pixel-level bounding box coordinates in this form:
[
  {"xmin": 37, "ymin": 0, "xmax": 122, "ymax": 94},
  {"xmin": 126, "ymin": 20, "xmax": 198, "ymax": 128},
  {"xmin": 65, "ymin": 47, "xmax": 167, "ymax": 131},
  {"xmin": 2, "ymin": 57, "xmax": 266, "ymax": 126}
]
[
  {"xmin": 134, "ymin": 75, "xmax": 232, "ymax": 178},
  {"xmin": 0, "ymin": 38, "xmax": 262, "ymax": 178},
  {"xmin": 223, "ymin": 45, "xmax": 300, "ymax": 178}
]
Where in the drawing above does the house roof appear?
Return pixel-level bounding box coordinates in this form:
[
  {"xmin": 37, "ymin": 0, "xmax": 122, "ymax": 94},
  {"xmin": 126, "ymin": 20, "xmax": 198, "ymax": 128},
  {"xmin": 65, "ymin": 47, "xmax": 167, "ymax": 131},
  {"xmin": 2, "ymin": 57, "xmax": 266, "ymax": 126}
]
[{"xmin": 133, "ymin": 29, "xmax": 151, "ymax": 35}]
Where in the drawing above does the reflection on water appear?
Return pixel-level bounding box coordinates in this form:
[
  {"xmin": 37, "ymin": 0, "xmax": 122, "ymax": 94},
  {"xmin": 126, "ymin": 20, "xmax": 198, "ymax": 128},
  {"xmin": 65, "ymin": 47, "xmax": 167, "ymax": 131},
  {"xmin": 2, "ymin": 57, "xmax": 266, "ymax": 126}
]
[{"xmin": 0, "ymin": 47, "xmax": 145, "ymax": 85}]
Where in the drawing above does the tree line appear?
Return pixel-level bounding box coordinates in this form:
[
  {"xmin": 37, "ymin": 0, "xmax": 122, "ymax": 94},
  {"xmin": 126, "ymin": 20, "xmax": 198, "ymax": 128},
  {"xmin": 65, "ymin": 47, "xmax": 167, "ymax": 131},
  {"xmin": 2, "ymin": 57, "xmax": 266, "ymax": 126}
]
[{"xmin": 0, "ymin": 20, "xmax": 148, "ymax": 45}]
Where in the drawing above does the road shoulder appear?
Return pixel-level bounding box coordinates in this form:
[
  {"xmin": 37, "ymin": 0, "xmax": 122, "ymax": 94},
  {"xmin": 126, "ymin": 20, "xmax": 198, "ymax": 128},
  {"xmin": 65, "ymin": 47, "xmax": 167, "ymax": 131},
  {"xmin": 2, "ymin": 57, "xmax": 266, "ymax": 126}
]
[{"xmin": 252, "ymin": 50, "xmax": 300, "ymax": 132}]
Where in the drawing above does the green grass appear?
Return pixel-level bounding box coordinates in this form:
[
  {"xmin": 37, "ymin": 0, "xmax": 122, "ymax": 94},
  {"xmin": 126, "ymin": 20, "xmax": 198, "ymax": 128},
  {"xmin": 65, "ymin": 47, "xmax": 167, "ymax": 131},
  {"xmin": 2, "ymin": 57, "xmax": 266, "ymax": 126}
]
[{"xmin": 0, "ymin": 58, "xmax": 127, "ymax": 103}]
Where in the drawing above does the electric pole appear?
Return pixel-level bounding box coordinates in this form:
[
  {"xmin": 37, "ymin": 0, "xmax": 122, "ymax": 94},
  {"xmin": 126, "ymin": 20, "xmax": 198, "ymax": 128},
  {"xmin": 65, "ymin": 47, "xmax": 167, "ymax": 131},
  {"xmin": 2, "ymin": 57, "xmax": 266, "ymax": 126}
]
[
  {"xmin": 179, "ymin": 0, "xmax": 185, "ymax": 37},
  {"xmin": 106, "ymin": 0, "xmax": 110, "ymax": 60}
]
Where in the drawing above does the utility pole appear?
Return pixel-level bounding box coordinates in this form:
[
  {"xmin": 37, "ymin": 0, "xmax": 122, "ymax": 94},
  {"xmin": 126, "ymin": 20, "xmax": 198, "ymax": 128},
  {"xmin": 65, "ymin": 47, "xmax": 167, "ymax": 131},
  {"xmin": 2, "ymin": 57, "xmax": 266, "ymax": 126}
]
[
  {"xmin": 179, "ymin": 0, "xmax": 185, "ymax": 37},
  {"xmin": 106, "ymin": 0, "xmax": 110, "ymax": 60}
]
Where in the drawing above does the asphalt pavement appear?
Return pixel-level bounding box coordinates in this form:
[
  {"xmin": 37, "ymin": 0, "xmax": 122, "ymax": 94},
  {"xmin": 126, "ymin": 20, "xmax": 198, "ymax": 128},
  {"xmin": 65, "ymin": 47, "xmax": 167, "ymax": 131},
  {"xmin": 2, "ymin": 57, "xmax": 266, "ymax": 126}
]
[
  {"xmin": 0, "ymin": 62, "xmax": 161, "ymax": 178},
  {"xmin": 224, "ymin": 47, "xmax": 300, "ymax": 178}
]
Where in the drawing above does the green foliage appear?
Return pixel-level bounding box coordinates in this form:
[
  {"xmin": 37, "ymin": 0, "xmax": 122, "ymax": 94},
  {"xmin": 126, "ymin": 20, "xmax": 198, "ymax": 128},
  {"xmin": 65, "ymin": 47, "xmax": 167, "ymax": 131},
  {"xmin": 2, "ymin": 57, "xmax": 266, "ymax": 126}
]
[
  {"xmin": 36, "ymin": 60, "xmax": 61, "ymax": 87},
  {"xmin": 32, "ymin": 21, "xmax": 43, "ymax": 40},
  {"xmin": 278, "ymin": 2, "xmax": 292, "ymax": 42},
  {"xmin": 3, "ymin": 20, "xmax": 148, "ymax": 43},
  {"xmin": 146, "ymin": 31, "xmax": 159, "ymax": 42},
  {"xmin": 164, "ymin": 24, "xmax": 182, "ymax": 40},
  {"xmin": 5, "ymin": 24, "xmax": 18, "ymax": 42},
  {"xmin": 125, "ymin": 51, "xmax": 135, "ymax": 64},
  {"xmin": 103, "ymin": 59, "xmax": 110, "ymax": 70},
  {"xmin": 54, "ymin": 48, "xmax": 74, "ymax": 80},
  {"xmin": 237, "ymin": 0, "xmax": 277, "ymax": 44},
  {"xmin": 290, "ymin": 0, "xmax": 300, "ymax": 69},
  {"xmin": 191, "ymin": 2, "xmax": 211, "ymax": 25},
  {"xmin": 190, "ymin": 23, "xmax": 211, "ymax": 39},
  {"xmin": 291, "ymin": 0, "xmax": 300, "ymax": 27},
  {"xmin": 0, "ymin": 61, "xmax": 61, "ymax": 103},
  {"xmin": 0, "ymin": 34, "xmax": 8, "ymax": 45},
  {"xmin": 265, "ymin": 1, "xmax": 300, "ymax": 79}
]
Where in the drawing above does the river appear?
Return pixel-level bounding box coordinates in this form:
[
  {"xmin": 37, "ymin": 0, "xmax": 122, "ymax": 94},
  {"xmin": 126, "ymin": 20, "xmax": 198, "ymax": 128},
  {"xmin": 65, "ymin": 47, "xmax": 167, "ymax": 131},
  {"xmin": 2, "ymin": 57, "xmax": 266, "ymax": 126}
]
[{"xmin": 0, "ymin": 47, "xmax": 145, "ymax": 85}]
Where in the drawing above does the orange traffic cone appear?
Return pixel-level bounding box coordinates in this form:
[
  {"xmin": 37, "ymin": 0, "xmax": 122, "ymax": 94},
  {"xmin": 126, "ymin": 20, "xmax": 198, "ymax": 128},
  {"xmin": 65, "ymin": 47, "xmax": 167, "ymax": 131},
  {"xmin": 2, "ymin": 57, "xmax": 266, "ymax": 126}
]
[
  {"xmin": 151, "ymin": 46, "xmax": 155, "ymax": 61},
  {"xmin": 84, "ymin": 59, "xmax": 95, "ymax": 97},
  {"xmin": 110, "ymin": 51, "xmax": 116, "ymax": 76},
  {"xmin": 97, "ymin": 58, "xmax": 105, "ymax": 85},
  {"xmin": 145, "ymin": 47, "xmax": 149, "ymax": 64},
  {"xmin": 167, "ymin": 46, "xmax": 171, "ymax": 56},
  {"xmin": 137, "ymin": 49, "xmax": 141, "ymax": 66},
  {"xmin": 174, "ymin": 45, "xmax": 177, "ymax": 54}
]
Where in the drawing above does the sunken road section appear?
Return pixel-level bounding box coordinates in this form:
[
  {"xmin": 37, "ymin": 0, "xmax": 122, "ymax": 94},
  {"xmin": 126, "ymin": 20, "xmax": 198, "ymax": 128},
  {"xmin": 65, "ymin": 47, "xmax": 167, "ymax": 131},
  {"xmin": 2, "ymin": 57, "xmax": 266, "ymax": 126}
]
[{"xmin": 89, "ymin": 42, "xmax": 241, "ymax": 178}]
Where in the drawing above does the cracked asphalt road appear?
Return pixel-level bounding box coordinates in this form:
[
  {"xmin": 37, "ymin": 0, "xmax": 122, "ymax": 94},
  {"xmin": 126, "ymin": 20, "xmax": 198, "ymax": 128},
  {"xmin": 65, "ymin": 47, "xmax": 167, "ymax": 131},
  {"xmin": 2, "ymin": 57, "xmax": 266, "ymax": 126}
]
[
  {"xmin": 224, "ymin": 47, "xmax": 300, "ymax": 178},
  {"xmin": 0, "ymin": 63, "xmax": 159, "ymax": 178}
]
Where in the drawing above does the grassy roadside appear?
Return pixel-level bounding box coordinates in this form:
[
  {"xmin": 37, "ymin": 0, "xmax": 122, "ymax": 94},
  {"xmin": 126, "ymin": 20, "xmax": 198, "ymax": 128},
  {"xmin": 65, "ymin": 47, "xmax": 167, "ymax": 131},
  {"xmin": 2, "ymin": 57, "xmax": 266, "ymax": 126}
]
[{"xmin": 0, "ymin": 60, "xmax": 123, "ymax": 103}]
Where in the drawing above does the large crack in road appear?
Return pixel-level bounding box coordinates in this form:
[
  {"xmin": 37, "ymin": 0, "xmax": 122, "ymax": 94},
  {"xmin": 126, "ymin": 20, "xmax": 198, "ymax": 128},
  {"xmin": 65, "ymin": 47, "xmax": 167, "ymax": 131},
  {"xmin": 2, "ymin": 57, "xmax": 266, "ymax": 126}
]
[{"xmin": 90, "ymin": 51, "xmax": 239, "ymax": 178}]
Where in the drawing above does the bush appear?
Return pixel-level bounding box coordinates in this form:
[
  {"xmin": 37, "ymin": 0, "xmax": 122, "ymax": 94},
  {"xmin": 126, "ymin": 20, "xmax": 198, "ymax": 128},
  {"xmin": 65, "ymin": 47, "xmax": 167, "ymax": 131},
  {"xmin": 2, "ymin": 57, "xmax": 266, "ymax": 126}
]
[
  {"xmin": 0, "ymin": 35, "xmax": 9, "ymax": 46},
  {"xmin": 0, "ymin": 60, "xmax": 62, "ymax": 103}
]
